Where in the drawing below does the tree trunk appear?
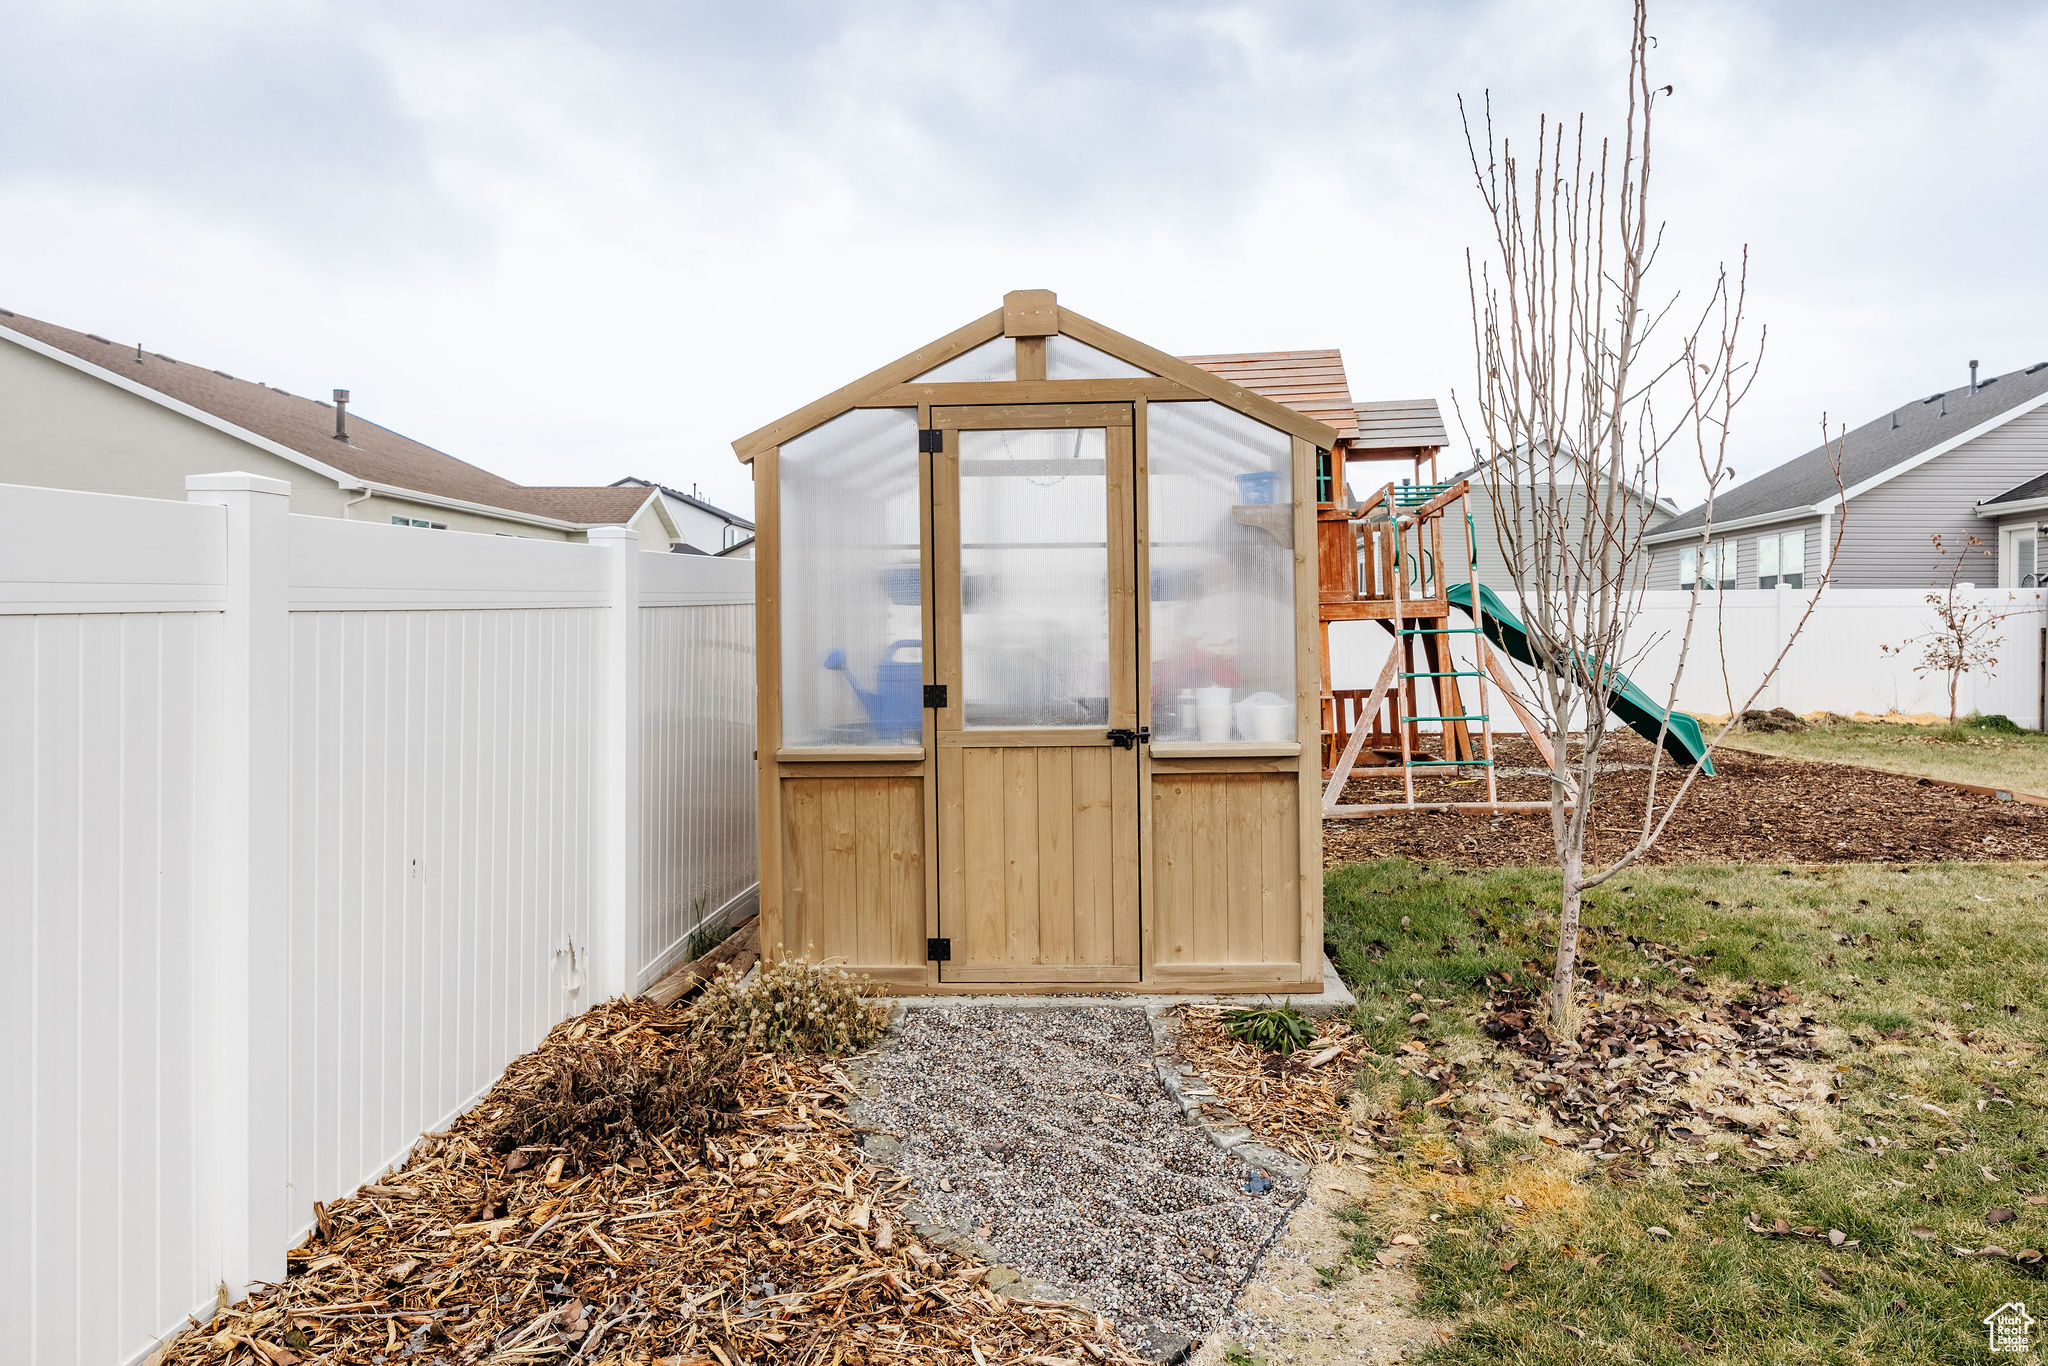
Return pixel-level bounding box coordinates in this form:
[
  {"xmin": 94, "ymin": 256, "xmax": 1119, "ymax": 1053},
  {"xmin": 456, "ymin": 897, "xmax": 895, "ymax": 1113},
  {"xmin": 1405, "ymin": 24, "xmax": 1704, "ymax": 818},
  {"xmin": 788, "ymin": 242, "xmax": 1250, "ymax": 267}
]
[{"xmin": 1551, "ymin": 847, "xmax": 1584, "ymax": 1037}]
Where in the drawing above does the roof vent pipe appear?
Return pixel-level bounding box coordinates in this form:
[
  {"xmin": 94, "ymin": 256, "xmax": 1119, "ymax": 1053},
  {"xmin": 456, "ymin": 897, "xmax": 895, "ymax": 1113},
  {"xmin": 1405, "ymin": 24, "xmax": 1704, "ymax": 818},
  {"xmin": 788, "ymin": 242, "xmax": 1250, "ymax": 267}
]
[
  {"xmin": 1971, "ymin": 360, "xmax": 1980, "ymax": 394},
  {"xmin": 1940, "ymin": 393, "xmax": 1947, "ymax": 418},
  {"xmin": 333, "ymin": 388, "xmax": 350, "ymax": 441},
  {"xmin": 1891, "ymin": 411, "xmax": 1899, "ymax": 429}
]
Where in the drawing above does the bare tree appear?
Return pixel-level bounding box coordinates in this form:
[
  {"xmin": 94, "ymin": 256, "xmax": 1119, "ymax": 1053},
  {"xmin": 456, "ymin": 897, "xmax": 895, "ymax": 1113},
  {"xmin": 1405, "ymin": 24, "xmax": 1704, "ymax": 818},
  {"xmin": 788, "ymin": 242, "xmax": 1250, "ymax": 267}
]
[
  {"xmin": 1455, "ymin": 0, "xmax": 1844, "ymax": 1040},
  {"xmin": 1882, "ymin": 534, "xmax": 2015, "ymax": 725}
]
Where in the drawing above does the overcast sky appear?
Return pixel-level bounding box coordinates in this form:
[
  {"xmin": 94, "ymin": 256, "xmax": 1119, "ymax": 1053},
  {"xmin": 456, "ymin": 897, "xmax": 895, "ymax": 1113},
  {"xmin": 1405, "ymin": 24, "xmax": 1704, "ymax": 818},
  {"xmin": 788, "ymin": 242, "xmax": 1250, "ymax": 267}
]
[{"xmin": 4, "ymin": 0, "xmax": 2043, "ymax": 519}]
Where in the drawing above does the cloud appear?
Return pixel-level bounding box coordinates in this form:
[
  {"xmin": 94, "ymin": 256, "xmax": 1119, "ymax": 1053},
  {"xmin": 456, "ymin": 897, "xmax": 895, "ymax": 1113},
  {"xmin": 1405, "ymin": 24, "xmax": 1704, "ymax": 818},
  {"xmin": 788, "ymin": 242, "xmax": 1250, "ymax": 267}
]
[{"xmin": 0, "ymin": 0, "xmax": 2042, "ymax": 518}]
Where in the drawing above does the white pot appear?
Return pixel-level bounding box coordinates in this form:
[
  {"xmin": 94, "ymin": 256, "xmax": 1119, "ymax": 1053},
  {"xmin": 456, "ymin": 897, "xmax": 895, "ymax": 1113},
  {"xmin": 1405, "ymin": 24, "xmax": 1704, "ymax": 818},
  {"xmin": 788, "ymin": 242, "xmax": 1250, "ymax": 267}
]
[{"xmin": 1195, "ymin": 704, "xmax": 1233, "ymax": 743}]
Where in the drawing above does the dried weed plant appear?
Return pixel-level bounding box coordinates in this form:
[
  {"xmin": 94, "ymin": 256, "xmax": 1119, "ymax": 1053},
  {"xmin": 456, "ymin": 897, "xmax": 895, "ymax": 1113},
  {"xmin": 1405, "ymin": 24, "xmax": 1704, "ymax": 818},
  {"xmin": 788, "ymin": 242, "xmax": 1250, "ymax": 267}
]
[
  {"xmin": 689, "ymin": 953, "xmax": 890, "ymax": 1056},
  {"xmin": 489, "ymin": 1034, "xmax": 744, "ymax": 1166}
]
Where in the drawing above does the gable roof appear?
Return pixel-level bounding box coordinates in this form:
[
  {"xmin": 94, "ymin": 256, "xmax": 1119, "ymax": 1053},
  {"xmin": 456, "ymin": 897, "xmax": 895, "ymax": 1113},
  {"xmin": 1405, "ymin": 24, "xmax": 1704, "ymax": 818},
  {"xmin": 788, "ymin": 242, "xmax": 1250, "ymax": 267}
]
[
  {"xmin": 1351, "ymin": 399, "xmax": 1447, "ymax": 451},
  {"xmin": 1180, "ymin": 350, "xmax": 1356, "ymax": 440},
  {"xmin": 0, "ymin": 306, "xmax": 657, "ymax": 530},
  {"xmin": 730, "ymin": 292, "xmax": 1342, "ymax": 460},
  {"xmin": 1653, "ymin": 359, "xmax": 2048, "ymax": 539},
  {"xmin": 612, "ymin": 476, "xmax": 754, "ymax": 530}
]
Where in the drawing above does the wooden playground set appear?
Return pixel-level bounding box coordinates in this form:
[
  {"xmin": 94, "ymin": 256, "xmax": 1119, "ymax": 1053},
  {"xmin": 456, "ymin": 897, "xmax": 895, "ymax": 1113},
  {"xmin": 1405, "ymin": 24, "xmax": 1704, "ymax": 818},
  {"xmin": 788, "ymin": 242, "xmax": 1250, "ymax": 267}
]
[{"xmin": 1311, "ymin": 431, "xmax": 1556, "ymax": 818}]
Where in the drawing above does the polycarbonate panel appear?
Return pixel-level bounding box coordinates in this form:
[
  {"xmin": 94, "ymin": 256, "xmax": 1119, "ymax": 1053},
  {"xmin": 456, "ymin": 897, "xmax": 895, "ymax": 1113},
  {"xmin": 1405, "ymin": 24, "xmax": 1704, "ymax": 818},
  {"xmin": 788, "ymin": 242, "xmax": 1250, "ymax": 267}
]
[
  {"xmin": 1146, "ymin": 402, "xmax": 1296, "ymax": 744},
  {"xmin": 913, "ymin": 336, "xmax": 1015, "ymax": 383},
  {"xmin": 1046, "ymin": 334, "xmax": 1151, "ymax": 380},
  {"xmin": 779, "ymin": 408, "xmax": 924, "ymax": 746},
  {"xmin": 958, "ymin": 426, "xmax": 1111, "ymax": 728}
]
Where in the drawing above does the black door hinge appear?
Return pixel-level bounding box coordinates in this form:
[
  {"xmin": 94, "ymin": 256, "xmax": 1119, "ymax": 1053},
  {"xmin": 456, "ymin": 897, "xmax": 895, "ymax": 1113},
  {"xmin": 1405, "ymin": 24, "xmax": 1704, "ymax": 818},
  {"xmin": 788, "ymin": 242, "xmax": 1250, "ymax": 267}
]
[
  {"xmin": 918, "ymin": 428, "xmax": 943, "ymax": 453},
  {"xmin": 927, "ymin": 937, "xmax": 951, "ymax": 962},
  {"xmin": 923, "ymin": 683, "xmax": 948, "ymax": 709},
  {"xmin": 1106, "ymin": 726, "xmax": 1152, "ymax": 749}
]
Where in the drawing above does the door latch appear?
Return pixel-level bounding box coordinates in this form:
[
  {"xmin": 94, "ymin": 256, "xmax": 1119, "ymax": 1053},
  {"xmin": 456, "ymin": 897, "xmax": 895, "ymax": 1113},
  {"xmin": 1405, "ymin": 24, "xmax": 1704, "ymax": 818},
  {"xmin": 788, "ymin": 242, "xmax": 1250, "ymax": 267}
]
[{"xmin": 1106, "ymin": 726, "xmax": 1152, "ymax": 749}]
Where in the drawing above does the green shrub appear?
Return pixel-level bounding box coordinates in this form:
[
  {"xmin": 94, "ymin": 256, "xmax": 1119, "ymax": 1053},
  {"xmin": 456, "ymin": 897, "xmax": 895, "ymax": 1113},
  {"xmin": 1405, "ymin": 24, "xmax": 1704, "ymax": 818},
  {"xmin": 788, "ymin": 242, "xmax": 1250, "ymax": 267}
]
[
  {"xmin": 1967, "ymin": 712, "xmax": 2026, "ymax": 735},
  {"xmin": 1221, "ymin": 1003, "xmax": 1318, "ymax": 1053},
  {"xmin": 689, "ymin": 954, "xmax": 890, "ymax": 1056}
]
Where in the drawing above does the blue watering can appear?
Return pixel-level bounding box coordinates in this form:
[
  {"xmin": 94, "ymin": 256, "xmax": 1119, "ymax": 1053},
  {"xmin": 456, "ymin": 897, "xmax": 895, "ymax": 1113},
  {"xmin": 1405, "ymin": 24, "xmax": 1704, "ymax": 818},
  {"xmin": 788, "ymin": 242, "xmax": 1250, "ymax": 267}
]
[{"xmin": 822, "ymin": 639, "xmax": 923, "ymax": 739}]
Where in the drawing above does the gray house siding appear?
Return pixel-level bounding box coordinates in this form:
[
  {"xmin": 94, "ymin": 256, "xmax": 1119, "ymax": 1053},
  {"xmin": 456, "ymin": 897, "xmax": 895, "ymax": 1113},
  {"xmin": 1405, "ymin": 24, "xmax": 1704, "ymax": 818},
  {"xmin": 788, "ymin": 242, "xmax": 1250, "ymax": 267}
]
[
  {"xmin": 1647, "ymin": 513, "xmax": 1827, "ymax": 589},
  {"xmin": 1646, "ymin": 404, "xmax": 2048, "ymax": 590},
  {"xmin": 1830, "ymin": 403, "xmax": 2048, "ymax": 589}
]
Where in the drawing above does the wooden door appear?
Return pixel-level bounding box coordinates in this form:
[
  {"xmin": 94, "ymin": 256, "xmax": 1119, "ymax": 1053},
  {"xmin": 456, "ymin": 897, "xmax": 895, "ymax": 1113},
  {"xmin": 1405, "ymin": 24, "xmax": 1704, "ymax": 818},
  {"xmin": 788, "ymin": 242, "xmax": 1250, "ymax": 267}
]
[{"xmin": 931, "ymin": 403, "xmax": 1141, "ymax": 983}]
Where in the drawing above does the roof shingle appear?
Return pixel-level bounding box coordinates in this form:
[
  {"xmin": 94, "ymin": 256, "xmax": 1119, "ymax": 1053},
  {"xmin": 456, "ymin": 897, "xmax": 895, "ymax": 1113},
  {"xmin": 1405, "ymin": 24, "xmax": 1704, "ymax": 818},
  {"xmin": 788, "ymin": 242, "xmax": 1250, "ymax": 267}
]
[
  {"xmin": 1182, "ymin": 349, "xmax": 1358, "ymax": 439},
  {"xmin": 1658, "ymin": 361, "xmax": 2048, "ymax": 536},
  {"xmin": 0, "ymin": 306, "xmax": 648, "ymax": 528}
]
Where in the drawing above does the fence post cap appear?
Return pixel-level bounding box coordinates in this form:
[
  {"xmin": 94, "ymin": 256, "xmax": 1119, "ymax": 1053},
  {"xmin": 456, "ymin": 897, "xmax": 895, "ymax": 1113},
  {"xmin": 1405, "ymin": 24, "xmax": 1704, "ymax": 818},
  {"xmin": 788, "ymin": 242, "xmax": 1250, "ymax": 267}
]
[{"xmin": 185, "ymin": 471, "xmax": 292, "ymax": 496}]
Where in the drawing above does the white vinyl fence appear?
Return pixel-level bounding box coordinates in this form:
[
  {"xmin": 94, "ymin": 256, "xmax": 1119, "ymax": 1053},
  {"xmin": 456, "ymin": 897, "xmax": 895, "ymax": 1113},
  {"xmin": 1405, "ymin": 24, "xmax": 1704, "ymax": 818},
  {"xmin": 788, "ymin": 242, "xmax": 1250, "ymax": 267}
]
[
  {"xmin": 2, "ymin": 474, "xmax": 756, "ymax": 1366},
  {"xmin": 1328, "ymin": 586, "xmax": 2048, "ymax": 735}
]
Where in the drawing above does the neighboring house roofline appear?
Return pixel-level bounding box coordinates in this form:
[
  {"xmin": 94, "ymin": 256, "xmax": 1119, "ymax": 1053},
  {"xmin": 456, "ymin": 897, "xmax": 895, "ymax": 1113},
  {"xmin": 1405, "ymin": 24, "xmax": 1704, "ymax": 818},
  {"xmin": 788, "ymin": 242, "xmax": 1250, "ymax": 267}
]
[
  {"xmin": 2, "ymin": 312, "xmax": 658, "ymax": 536},
  {"xmin": 1646, "ymin": 506, "xmax": 1825, "ymax": 546},
  {"xmin": 0, "ymin": 322, "xmax": 364, "ymax": 490},
  {"xmin": 716, "ymin": 535, "xmax": 756, "ymax": 558},
  {"xmin": 1816, "ymin": 386, "xmax": 2048, "ymax": 514},
  {"xmin": 1658, "ymin": 362, "xmax": 2048, "ymax": 536},
  {"xmin": 1645, "ymin": 384, "xmax": 2048, "ymax": 546},
  {"xmin": 1976, "ymin": 494, "xmax": 2048, "ymax": 519},
  {"xmin": 611, "ymin": 475, "xmax": 754, "ymax": 530},
  {"xmin": 353, "ymin": 479, "xmax": 664, "ymax": 533}
]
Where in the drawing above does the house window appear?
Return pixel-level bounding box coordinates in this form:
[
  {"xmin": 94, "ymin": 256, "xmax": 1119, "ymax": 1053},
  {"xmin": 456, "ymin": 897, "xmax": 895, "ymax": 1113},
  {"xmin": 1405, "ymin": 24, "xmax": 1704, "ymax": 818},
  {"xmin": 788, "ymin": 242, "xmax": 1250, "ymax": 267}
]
[
  {"xmin": 1757, "ymin": 529, "xmax": 1804, "ymax": 589},
  {"xmin": 391, "ymin": 516, "xmax": 448, "ymax": 530},
  {"xmin": 2008, "ymin": 525, "xmax": 2040, "ymax": 588},
  {"xmin": 1680, "ymin": 540, "xmax": 1730, "ymax": 591}
]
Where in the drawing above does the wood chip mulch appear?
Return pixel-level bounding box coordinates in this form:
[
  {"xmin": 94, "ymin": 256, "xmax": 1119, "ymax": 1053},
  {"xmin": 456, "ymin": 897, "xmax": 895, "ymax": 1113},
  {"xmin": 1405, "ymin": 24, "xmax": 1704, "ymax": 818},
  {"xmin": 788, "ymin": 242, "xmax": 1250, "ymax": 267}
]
[
  {"xmin": 1169, "ymin": 1008, "xmax": 1370, "ymax": 1164},
  {"xmin": 1324, "ymin": 732, "xmax": 2048, "ymax": 868},
  {"xmin": 156, "ymin": 998, "xmax": 1142, "ymax": 1366}
]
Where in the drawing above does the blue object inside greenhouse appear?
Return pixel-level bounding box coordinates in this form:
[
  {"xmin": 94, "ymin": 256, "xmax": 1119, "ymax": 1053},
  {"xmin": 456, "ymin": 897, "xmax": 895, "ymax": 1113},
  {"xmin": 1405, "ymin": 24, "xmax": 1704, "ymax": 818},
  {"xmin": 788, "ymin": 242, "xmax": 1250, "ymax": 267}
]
[
  {"xmin": 1235, "ymin": 471, "xmax": 1280, "ymax": 505},
  {"xmin": 824, "ymin": 638, "xmax": 924, "ymax": 739}
]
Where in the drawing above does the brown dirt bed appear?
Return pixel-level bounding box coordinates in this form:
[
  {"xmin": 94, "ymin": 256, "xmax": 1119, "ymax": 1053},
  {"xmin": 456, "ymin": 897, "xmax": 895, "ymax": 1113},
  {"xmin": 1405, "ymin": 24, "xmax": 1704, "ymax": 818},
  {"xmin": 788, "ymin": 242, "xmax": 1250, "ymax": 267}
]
[{"xmin": 1324, "ymin": 731, "xmax": 2048, "ymax": 868}]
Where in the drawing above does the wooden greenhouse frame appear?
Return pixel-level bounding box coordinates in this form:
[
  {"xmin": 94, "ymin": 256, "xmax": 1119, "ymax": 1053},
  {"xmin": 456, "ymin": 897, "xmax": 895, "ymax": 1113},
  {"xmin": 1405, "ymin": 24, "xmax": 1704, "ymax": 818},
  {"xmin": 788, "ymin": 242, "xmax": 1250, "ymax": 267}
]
[{"xmin": 732, "ymin": 290, "xmax": 1338, "ymax": 994}]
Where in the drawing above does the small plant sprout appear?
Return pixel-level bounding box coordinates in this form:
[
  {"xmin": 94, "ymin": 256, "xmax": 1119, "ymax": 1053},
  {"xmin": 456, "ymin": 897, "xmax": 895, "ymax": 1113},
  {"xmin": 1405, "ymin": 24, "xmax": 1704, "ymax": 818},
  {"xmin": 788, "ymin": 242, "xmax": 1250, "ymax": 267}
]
[{"xmin": 1222, "ymin": 1004, "xmax": 1318, "ymax": 1053}]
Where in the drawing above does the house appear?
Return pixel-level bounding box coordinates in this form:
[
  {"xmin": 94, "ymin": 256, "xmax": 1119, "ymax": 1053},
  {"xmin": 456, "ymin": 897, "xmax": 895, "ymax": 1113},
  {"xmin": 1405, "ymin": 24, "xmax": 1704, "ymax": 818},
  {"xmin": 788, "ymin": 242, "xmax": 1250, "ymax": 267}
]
[
  {"xmin": 611, "ymin": 475, "xmax": 753, "ymax": 554},
  {"xmin": 1442, "ymin": 452, "xmax": 1678, "ymax": 593},
  {"xmin": 1647, "ymin": 359, "xmax": 2048, "ymax": 590},
  {"xmin": 0, "ymin": 306, "xmax": 683, "ymax": 546}
]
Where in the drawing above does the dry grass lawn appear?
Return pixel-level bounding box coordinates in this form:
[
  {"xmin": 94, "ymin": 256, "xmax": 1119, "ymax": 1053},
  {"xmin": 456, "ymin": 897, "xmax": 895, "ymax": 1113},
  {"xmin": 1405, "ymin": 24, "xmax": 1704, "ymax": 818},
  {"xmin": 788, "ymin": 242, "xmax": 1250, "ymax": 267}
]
[{"xmin": 1726, "ymin": 715, "xmax": 2048, "ymax": 797}]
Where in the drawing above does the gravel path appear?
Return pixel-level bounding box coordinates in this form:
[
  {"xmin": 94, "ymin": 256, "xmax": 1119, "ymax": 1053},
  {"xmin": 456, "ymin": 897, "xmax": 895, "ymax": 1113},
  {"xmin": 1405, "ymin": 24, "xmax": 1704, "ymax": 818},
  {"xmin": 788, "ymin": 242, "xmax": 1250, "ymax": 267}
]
[{"xmin": 851, "ymin": 1007, "xmax": 1303, "ymax": 1353}]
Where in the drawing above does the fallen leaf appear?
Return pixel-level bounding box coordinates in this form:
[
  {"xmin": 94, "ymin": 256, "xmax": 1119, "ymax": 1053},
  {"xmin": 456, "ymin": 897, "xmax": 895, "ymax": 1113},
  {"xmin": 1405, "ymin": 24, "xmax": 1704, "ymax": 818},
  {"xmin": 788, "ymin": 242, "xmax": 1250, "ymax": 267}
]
[
  {"xmin": 1646, "ymin": 1226, "xmax": 1671, "ymax": 1239},
  {"xmin": 1390, "ymin": 1233, "xmax": 1420, "ymax": 1246},
  {"xmin": 1499, "ymin": 1259, "xmax": 1520, "ymax": 1273},
  {"xmin": 1828, "ymin": 1229, "xmax": 1846, "ymax": 1247},
  {"xmin": 2019, "ymin": 1249, "xmax": 2044, "ymax": 1266},
  {"xmin": 1562, "ymin": 1325, "xmax": 1586, "ymax": 1340},
  {"xmin": 1910, "ymin": 1226, "xmax": 1935, "ymax": 1240},
  {"xmin": 1503, "ymin": 1193, "xmax": 1527, "ymax": 1210},
  {"xmin": 1988, "ymin": 1208, "xmax": 2016, "ymax": 1227},
  {"xmin": 1816, "ymin": 1268, "xmax": 1841, "ymax": 1290}
]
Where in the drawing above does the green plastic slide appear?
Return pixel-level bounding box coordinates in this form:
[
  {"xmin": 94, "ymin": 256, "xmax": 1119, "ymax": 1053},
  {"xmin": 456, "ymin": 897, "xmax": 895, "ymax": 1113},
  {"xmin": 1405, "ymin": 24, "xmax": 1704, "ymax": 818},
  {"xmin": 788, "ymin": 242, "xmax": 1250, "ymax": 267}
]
[{"xmin": 1444, "ymin": 582, "xmax": 1715, "ymax": 775}]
